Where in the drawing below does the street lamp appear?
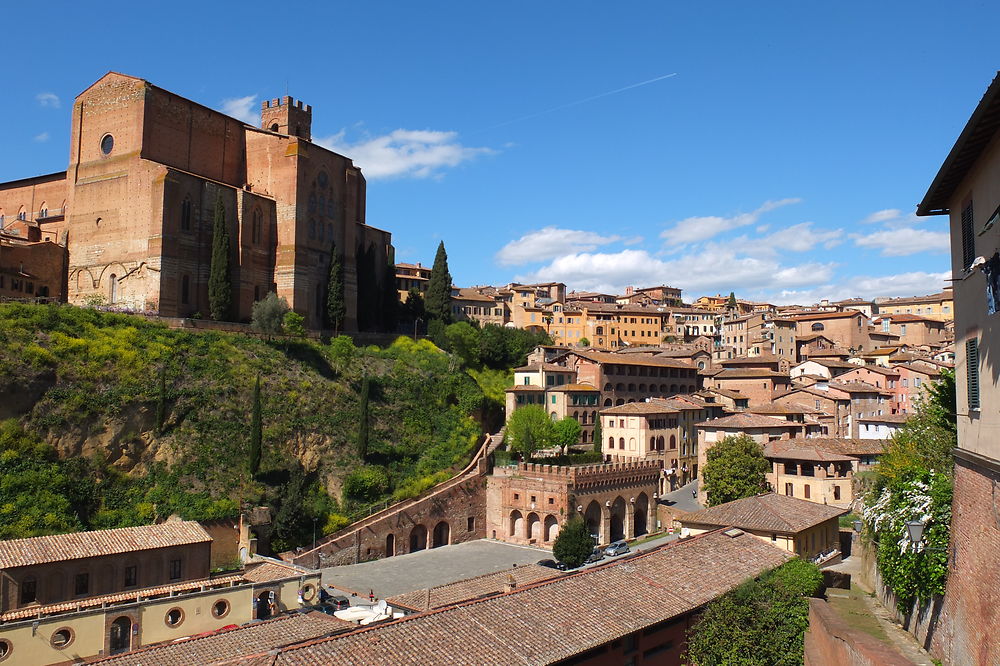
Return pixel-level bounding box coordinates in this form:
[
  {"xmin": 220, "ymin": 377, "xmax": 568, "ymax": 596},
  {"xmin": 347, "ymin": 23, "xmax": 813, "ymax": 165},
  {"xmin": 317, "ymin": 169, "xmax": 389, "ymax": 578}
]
[
  {"xmin": 904, "ymin": 519, "xmax": 946, "ymax": 552},
  {"xmin": 853, "ymin": 520, "xmax": 862, "ymax": 533},
  {"xmin": 413, "ymin": 317, "xmax": 423, "ymax": 340}
]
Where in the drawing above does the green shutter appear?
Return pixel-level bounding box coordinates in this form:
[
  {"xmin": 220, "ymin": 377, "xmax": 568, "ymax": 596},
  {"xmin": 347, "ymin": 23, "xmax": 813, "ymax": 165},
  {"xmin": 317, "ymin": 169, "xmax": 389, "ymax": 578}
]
[{"xmin": 966, "ymin": 338, "xmax": 981, "ymax": 410}]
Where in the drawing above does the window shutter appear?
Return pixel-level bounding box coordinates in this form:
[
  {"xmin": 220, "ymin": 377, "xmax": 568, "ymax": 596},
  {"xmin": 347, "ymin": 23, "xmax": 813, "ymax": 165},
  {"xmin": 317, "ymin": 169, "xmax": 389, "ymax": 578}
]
[
  {"xmin": 961, "ymin": 201, "xmax": 975, "ymax": 270},
  {"xmin": 966, "ymin": 337, "xmax": 981, "ymax": 410}
]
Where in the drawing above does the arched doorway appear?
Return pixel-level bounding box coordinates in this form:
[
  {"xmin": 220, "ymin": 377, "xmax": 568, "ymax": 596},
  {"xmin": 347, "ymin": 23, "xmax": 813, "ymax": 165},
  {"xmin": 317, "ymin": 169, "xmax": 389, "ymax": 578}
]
[
  {"xmin": 509, "ymin": 510, "xmax": 523, "ymax": 538},
  {"xmin": 610, "ymin": 497, "xmax": 626, "ymax": 541},
  {"xmin": 409, "ymin": 525, "xmax": 427, "ymax": 552},
  {"xmin": 109, "ymin": 616, "xmax": 132, "ymax": 655},
  {"xmin": 385, "ymin": 533, "xmax": 395, "ymax": 557},
  {"xmin": 432, "ymin": 521, "xmax": 450, "ymax": 548},
  {"xmin": 634, "ymin": 493, "xmax": 649, "ymax": 537},
  {"xmin": 544, "ymin": 515, "xmax": 559, "ymax": 542},
  {"xmin": 527, "ymin": 513, "xmax": 541, "ymax": 541},
  {"xmin": 584, "ymin": 501, "xmax": 602, "ymax": 541}
]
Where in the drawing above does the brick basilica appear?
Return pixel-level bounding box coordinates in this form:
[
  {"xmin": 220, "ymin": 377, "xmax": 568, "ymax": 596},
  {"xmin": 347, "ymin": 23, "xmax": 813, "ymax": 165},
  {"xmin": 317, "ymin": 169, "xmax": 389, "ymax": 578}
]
[{"xmin": 0, "ymin": 72, "xmax": 393, "ymax": 330}]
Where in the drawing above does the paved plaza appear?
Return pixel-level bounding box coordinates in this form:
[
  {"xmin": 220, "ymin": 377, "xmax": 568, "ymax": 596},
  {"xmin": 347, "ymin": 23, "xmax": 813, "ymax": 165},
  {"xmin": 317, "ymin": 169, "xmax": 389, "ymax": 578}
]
[{"xmin": 320, "ymin": 539, "xmax": 551, "ymax": 598}]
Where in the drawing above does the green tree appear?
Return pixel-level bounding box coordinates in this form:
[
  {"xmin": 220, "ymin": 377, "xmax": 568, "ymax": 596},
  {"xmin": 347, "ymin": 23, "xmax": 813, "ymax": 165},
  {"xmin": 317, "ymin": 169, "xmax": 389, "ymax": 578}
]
[
  {"xmin": 382, "ymin": 261, "xmax": 399, "ymax": 333},
  {"xmin": 701, "ymin": 434, "xmax": 769, "ymax": 506},
  {"xmin": 425, "ymin": 241, "xmax": 453, "ymax": 324},
  {"xmin": 283, "ymin": 311, "xmax": 306, "ymax": 337},
  {"xmin": 578, "ymin": 337, "xmax": 590, "ymax": 347},
  {"xmin": 552, "ymin": 417, "xmax": 582, "ymax": 453},
  {"xmin": 251, "ymin": 292, "xmax": 290, "ymax": 335},
  {"xmin": 249, "ymin": 375, "xmax": 262, "ymax": 476},
  {"xmin": 326, "ymin": 241, "xmax": 346, "ymax": 334},
  {"xmin": 552, "ymin": 517, "xmax": 594, "ymax": 568},
  {"xmin": 504, "ymin": 405, "xmax": 554, "ymax": 458},
  {"xmin": 342, "ymin": 465, "xmax": 390, "ymax": 504},
  {"xmin": 357, "ymin": 375, "xmax": 372, "ymax": 460},
  {"xmin": 592, "ymin": 416, "xmax": 602, "ymax": 453},
  {"xmin": 727, "ymin": 291, "xmax": 737, "ymax": 309},
  {"xmin": 208, "ymin": 195, "xmax": 232, "ymax": 321},
  {"xmin": 686, "ymin": 559, "xmax": 820, "ymax": 666},
  {"xmin": 403, "ymin": 288, "xmax": 426, "ymax": 332},
  {"xmin": 154, "ymin": 364, "xmax": 167, "ymax": 434},
  {"xmin": 444, "ymin": 321, "xmax": 481, "ymax": 367}
]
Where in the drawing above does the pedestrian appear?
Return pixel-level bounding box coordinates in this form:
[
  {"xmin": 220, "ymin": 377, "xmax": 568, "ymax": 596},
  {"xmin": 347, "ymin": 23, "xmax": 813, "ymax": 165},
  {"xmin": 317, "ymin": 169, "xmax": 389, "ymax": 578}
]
[{"xmin": 369, "ymin": 589, "xmax": 374, "ymax": 603}]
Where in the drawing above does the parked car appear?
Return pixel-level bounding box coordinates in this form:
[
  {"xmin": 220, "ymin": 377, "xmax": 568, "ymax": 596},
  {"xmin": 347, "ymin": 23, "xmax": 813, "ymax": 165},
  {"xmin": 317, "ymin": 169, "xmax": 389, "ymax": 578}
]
[
  {"xmin": 585, "ymin": 548, "xmax": 605, "ymax": 564},
  {"xmin": 604, "ymin": 540, "xmax": 630, "ymax": 557}
]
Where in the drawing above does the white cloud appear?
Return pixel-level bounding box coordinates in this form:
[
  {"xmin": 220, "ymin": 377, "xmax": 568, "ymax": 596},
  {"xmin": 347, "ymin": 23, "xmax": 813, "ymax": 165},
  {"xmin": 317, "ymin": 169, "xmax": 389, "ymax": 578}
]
[
  {"xmin": 496, "ymin": 227, "xmax": 624, "ymax": 266},
  {"xmin": 736, "ymin": 222, "xmax": 843, "ymax": 257},
  {"xmin": 861, "ymin": 208, "xmax": 923, "ymax": 227},
  {"xmin": 33, "ymin": 132, "xmax": 49, "ymax": 142},
  {"xmin": 317, "ymin": 129, "xmax": 492, "ymax": 179},
  {"xmin": 219, "ymin": 95, "xmax": 258, "ymax": 124},
  {"xmin": 36, "ymin": 93, "xmax": 60, "ymax": 108},
  {"xmin": 515, "ymin": 247, "xmax": 835, "ymax": 296},
  {"xmin": 659, "ymin": 198, "xmax": 801, "ymax": 246},
  {"xmin": 851, "ymin": 228, "xmax": 950, "ymax": 256},
  {"xmin": 771, "ymin": 270, "xmax": 951, "ymax": 305}
]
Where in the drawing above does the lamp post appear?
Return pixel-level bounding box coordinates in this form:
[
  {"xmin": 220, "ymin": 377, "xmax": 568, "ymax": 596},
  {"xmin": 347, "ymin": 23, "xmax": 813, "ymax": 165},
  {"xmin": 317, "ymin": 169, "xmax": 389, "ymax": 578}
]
[
  {"xmin": 413, "ymin": 317, "xmax": 423, "ymax": 340},
  {"xmin": 904, "ymin": 519, "xmax": 946, "ymax": 552}
]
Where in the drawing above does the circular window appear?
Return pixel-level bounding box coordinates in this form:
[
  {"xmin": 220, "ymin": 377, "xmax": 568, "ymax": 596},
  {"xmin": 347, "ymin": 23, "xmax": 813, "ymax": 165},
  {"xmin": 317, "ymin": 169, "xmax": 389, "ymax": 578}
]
[
  {"xmin": 0, "ymin": 639, "xmax": 11, "ymax": 661},
  {"xmin": 50, "ymin": 628, "xmax": 74, "ymax": 649},
  {"xmin": 164, "ymin": 607, "xmax": 184, "ymax": 628},
  {"xmin": 211, "ymin": 599, "xmax": 230, "ymax": 619},
  {"xmin": 300, "ymin": 584, "xmax": 316, "ymax": 602},
  {"xmin": 100, "ymin": 134, "xmax": 114, "ymax": 155}
]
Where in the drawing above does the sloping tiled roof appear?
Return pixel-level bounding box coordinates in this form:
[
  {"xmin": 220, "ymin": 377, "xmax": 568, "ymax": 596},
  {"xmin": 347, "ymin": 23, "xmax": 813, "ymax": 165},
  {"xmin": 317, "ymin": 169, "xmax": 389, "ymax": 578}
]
[
  {"xmin": 513, "ymin": 362, "xmax": 572, "ymax": 372},
  {"xmin": 762, "ymin": 439, "xmax": 860, "ymax": 463},
  {"xmin": 224, "ymin": 530, "xmax": 791, "ymax": 666},
  {"xmin": 602, "ymin": 401, "xmax": 680, "ymax": 415},
  {"xmin": 570, "ymin": 350, "xmax": 694, "ymax": 369},
  {"xmin": 680, "ymin": 494, "xmax": 847, "ymax": 534},
  {"xmin": 695, "ymin": 413, "xmax": 799, "ymax": 429},
  {"xmin": 714, "ymin": 368, "xmax": 790, "ymax": 379},
  {"xmin": 0, "ymin": 521, "xmax": 211, "ymax": 569},
  {"xmin": 92, "ymin": 612, "xmax": 351, "ymax": 665},
  {"xmin": 553, "ymin": 383, "xmax": 600, "ymax": 392},
  {"xmin": 787, "ymin": 437, "xmax": 889, "ymax": 455},
  {"xmin": 387, "ymin": 564, "xmax": 559, "ymax": 611}
]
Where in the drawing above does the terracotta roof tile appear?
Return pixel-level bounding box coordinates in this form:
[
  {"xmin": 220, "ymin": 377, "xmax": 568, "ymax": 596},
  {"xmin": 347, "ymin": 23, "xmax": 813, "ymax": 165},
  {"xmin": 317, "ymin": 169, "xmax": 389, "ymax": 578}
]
[
  {"xmin": 232, "ymin": 530, "xmax": 791, "ymax": 665},
  {"xmin": 568, "ymin": 350, "xmax": 694, "ymax": 369},
  {"xmin": 92, "ymin": 612, "xmax": 350, "ymax": 665},
  {"xmin": 0, "ymin": 521, "xmax": 211, "ymax": 569},
  {"xmin": 680, "ymin": 493, "xmax": 847, "ymax": 534},
  {"xmin": 762, "ymin": 439, "xmax": 860, "ymax": 463},
  {"xmin": 695, "ymin": 413, "xmax": 800, "ymax": 429},
  {"xmin": 386, "ymin": 564, "xmax": 558, "ymax": 611}
]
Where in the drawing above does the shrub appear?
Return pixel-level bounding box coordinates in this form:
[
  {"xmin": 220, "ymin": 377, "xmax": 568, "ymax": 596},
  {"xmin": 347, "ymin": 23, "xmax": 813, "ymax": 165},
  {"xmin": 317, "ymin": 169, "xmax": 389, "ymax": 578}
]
[
  {"xmin": 283, "ymin": 311, "xmax": 306, "ymax": 337},
  {"xmin": 342, "ymin": 466, "xmax": 390, "ymax": 504},
  {"xmin": 252, "ymin": 293, "xmax": 289, "ymax": 335}
]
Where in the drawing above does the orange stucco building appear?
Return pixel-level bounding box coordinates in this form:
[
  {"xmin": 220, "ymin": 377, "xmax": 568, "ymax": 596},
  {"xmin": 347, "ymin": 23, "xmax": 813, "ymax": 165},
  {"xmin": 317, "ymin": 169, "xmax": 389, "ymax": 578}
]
[{"xmin": 0, "ymin": 72, "xmax": 393, "ymax": 330}]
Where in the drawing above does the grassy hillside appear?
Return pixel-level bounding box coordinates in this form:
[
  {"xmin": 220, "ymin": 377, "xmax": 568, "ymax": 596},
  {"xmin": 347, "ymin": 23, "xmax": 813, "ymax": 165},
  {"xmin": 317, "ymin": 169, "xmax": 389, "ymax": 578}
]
[{"xmin": 0, "ymin": 303, "xmax": 497, "ymax": 550}]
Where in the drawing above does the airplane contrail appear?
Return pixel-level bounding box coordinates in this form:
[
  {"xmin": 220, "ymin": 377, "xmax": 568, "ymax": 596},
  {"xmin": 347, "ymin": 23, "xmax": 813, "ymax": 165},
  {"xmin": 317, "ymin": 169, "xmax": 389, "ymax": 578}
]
[{"xmin": 479, "ymin": 72, "xmax": 678, "ymax": 132}]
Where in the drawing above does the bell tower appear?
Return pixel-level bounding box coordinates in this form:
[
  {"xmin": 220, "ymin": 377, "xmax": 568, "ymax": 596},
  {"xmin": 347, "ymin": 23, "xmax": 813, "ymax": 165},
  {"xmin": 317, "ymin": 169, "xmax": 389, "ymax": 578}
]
[{"xmin": 260, "ymin": 96, "xmax": 312, "ymax": 141}]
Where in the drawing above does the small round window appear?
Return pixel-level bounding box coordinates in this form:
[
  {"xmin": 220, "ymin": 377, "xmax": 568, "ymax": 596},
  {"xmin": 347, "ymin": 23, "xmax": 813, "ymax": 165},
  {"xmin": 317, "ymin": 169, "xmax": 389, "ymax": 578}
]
[
  {"xmin": 51, "ymin": 628, "xmax": 74, "ymax": 649},
  {"xmin": 212, "ymin": 599, "xmax": 230, "ymax": 618},
  {"xmin": 165, "ymin": 607, "xmax": 184, "ymax": 627},
  {"xmin": 0, "ymin": 638, "xmax": 12, "ymax": 661},
  {"xmin": 100, "ymin": 134, "xmax": 114, "ymax": 155}
]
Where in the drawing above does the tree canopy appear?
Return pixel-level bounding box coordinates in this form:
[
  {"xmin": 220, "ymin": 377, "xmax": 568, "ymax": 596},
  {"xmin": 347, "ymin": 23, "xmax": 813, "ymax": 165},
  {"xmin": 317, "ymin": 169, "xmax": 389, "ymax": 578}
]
[
  {"xmin": 552, "ymin": 517, "xmax": 594, "ymax": 568},
  {"xmin": 552, "ymin": 417, "xmax": 582, "ymax": 452},
  {"xmin": 701, "ymin": 434, "xmax": 770, "ymax": 506},
  {"xmin": 425, "ymin": 241, "xmax": 453, "ymax": 324},
  {"xmin": 504, "ymin": 406, "xmax": 554, "ymax": 458},
  {"xmin": 251, "ymin": 292, "xmax": 290, "ymax": 335}
]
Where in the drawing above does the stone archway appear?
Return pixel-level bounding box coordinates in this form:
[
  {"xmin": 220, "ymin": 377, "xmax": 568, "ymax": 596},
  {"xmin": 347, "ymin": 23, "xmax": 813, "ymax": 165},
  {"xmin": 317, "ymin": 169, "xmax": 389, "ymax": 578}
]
[
  {"xmin": 634, "ymin": 493, "xmax": 650, "ymax": 537},
  {"xmin": 409, "ymin": 524, "xmax": 428, "ymax": 552},
  {"xmin": 385, "ymin": 533, "xmax": 395, "ymax": 557},
  {"xmin": 610, "ymin": 497, "xmax": 626, "ymax": 541},
  {"xmin": 527, "ymin": 513, "xmax": 542, "ymax": 541},
  {"xmin": 109, "ymin": 616, "xmax": 132, "ymax": 655},
  {"xmin": 509, "ymin": 510, "xmax": 524, "ymax": 538},
  {"xmin": 544, "ymin": 515, "xmax": 559, "ymax": 542},
  {"xmin": 432, "ymin": 521, "xmax": 450, "ymax": 548},
  {"xmin": 584, "ymin": 501, "xmax": 603, "ymax": 542}
]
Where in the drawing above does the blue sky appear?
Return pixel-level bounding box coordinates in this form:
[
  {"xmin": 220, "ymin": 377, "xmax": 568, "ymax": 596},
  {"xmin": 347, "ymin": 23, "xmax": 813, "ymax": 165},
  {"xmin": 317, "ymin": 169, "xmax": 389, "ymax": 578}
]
[{"xmin": 3, "ymin": 1, "xmax": 995, "ymax": 304}]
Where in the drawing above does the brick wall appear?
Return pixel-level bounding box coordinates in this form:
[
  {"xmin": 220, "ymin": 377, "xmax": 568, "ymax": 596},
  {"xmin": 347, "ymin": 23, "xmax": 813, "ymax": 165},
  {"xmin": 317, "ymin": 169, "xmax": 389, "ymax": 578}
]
[
  {"xmin": 929, "ymin": 456, "xmax": 1000, "ymax": 664},
  {"xmin": 804, "ymin": 598, "xmax": 911, "ymax": 666}
]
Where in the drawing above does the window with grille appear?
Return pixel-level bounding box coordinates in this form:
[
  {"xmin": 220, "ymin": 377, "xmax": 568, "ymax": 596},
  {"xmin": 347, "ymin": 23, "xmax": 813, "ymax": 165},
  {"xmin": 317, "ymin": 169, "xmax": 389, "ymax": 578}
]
[
  {"xmin": 967, "ymin": 338, "xmax": 980, "ymax": 410},
  {"xmin": 961, "ymin": 200, "xmax": 975, "ymax": 270}
]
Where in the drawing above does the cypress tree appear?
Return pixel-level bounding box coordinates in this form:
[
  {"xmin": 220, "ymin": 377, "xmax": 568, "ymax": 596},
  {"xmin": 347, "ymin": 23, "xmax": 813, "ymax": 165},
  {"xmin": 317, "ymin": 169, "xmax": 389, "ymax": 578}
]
[
  {"xmin": 381, "ymin": 261, "xmax": 399, "ymax": 333},
  {"xmin": 155, "ymin": 364, "xmax": 167, "ymax": 435},
  {"xmin": 249, "ymin": 374, "xmax": 262, "ymax": 477},
  {"xmin": 208, "ymin": 195, "xmax": 232, "ymax": 321},
  {"xmin": 425, "ymin": 241, "xmax": 453, "ymax": 324},
  {"xmin": 727, "ymin": 291, "xmax": 738, "ymax": 309},
  {"xmin": 326, "ymin": 241, "xmax": 346, "ymax": 334},
  {"xmin": 592, "ymin": 416, "xmax": 602, "ymax": 453},
  {"xmin": 357, "ymin": 375, "xmax": 371, "ymax": 460}
]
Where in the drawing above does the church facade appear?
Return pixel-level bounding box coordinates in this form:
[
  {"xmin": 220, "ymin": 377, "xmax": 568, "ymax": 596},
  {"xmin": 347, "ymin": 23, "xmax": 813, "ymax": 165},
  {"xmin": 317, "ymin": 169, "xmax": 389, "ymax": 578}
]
[{"xmin": 0, "ymin": 72, "xmax": 393, "ymax": 330}]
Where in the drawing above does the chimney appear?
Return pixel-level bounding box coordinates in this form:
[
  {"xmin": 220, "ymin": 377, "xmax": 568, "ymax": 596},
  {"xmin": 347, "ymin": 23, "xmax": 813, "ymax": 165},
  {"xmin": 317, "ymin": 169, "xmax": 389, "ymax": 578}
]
[{"xmin": 503, "ymin": 573, "xmax": 517, "ymax": 593}]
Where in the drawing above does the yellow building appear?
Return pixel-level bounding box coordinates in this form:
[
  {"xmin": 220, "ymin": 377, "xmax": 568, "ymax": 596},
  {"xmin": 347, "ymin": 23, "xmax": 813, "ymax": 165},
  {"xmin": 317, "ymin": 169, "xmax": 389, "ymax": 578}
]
[{"xmin": 875, "ymin": 287, "xmax": 954, "ymax": 321}]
